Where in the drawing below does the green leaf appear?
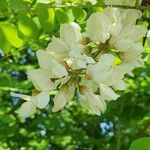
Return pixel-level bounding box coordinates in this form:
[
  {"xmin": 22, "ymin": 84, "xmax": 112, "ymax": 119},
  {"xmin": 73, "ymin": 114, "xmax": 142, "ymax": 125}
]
[
  {"xmin": 0, "ymin": 23, "xmax": 23, "ymax": 48},
  {"xmin": 36, "ymin": 4, "xmax": 55, "ymax": 33},
  {"xmin": 9, "ymin": 0, "xmax": 29, "ymax": 11},
  {"xmin": 130, "ymin": 137, "xmax": 150, "ymax": 150},
  {"xmin": 0, "ymin": 28, "xmax": 11, "ymax": 53},
  {"xmin": 72, "ymin": 7, "xmax": 87, "ymax": 22},
  {"xmin": 67, "ymin": 9, "xmax": 75, "ymax": 22},
  {"xmin": 55, "ymin": 9, "xmax": 69, "ymax": 24},
  {"xmin": 0, "ymin": 0, "xmax": 8, "ymax": 10},
  {"xmin": 18, "ymin": 14, "xmax": 39, "ymax": 40}
]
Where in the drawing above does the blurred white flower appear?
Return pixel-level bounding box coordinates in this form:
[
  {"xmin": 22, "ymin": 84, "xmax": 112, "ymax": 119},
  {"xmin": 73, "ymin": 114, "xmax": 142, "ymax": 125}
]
[{"xmin": 10, "ymin": 92, "xmax": 50, "ymax": 117}]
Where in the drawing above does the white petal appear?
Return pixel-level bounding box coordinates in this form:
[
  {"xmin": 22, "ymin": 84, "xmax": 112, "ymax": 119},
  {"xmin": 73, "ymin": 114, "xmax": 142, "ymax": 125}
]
[
  {"xmin": 112, "ymin": 80, "xmax": 128, "ymax": 91},
  {"xmin": 52, "ymin": 91, "xmax": 66, "ymax": 112},
  {"xmin": 122, "ymin": 9, "xmax": 142, "ymax": 25},
  {"xmin": 16, "ymin": 101, "xmax": 36, "ymax": 117},
  {"xmin": 96, "ymin": 54, "xmax": 115, "ymax": 71},
  {"xmin": 28, "ymin": 68, "xmax": 56, "ymax": 91},
  {"xmin": 79, "ymin": 95, "xmax": 90, "ymax": 109},
  {"xmin": 66, "ymin": 85, "xmax": 75, "ymax": 102},
  {"xmin": 46, "ymin": 36, "xmax": 69, "ymax": 61},
  {"xmin": 87, "ymin": 12, "xmax": 111, "ymax": 43},
  {"xmin": 60, "ymin": 22, "xmax": 81, "ymax": 46},
  {"xmin": 99, "ymin": 84, "xmax": 120, "ymax": 101},
  {"xmin": 88, "ymin": 94, "xmax": 106, "ymax": 115},
  {"xmin": 10, "ymin": 92, "xmax": 31, "ymax": 101},
  {"xmin": 114, "ymin": 39, "xmax": 133, "ymax": 52},
  {"xmin": 33, "ymin": 92, "xmax": 50, "ymax": 109},
  {"xmin": 104, "ymin": 7, "xmax": 122, "ymax": 36},
  {"xmin": 36, "ymin": 50, "xmax": 68, "ymax": 78}
]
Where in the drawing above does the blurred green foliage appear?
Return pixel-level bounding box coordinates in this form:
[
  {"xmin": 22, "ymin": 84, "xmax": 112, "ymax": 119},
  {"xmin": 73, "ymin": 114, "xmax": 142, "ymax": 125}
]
[{"xmin": 0, "ymin": 0, "xmax": 150, "ymax": 149}]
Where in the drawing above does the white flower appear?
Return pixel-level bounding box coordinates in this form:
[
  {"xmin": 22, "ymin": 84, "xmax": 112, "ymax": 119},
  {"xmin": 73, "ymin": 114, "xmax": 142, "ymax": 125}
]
[
  {"xmin": 104, "ymin": 7, "xmax": 122, "ymax": 36},
  {"xmin": 86, "ymin": 54, "xmax": 115, "ymax": 83},
  {"xmin": 27, "ymin": 68, "xmax": 56, "ymax": 92},
  {"xmin": 46, "ymin": 36, "xmax": 69, "ymax": 62},
  {"xmin": 100, "ymin": 63, "xmax": 134, "ymax": 86},
  {"xmin": 52, "ymin": 85, "xmax": 75, "ymax": 112},
  {"xmin": 36, "ymin": 50, "xmax": 68, "ymax": 78},
  {"xmin": 112, "ymin": 79, "xmax": 128, "ymax": 91},
  {"xmin": 79, "ymin": 87, "xmax": 106, "ymax": 115},
  {"xmin": 52, "ymin": 91, "xmax": 66, "ymax": 112},
  {"xmin": 99, "ymin": 84, "xmax": 120, "ymax": 101},
  {"xmin": 110, "ymin": 25, "xmax": 147, "ymax": 44},
  {"xmin": 87, "ymin": 12, "xmax": 112, "ymax": 43},
  {"xmin": 122, "ymin": 9, "xmax": 142, "ymax": 25},
  {"xmin": 10, "ymin": 92, "xmax": 50, "ymax": 117},
  {"xmin": 60, "ymin": 22, "xmax": 81, "ymax": 46}
]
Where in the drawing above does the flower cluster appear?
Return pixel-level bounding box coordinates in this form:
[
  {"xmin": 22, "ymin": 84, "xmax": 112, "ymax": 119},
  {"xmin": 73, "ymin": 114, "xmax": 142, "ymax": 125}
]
[{"xmin": 11, "ymin": 6, "xmax": 147, "ymax": 117}]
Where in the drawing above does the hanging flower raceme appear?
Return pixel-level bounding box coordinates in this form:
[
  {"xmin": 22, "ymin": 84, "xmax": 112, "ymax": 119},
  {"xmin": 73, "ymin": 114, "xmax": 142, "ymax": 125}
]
[{"xmin": 11, "ymin": 6, "xmax": 147, "ymax": 117}]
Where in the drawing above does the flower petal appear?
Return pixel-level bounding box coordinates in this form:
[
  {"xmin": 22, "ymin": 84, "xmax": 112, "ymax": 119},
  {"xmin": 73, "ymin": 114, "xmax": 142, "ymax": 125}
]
[
  {"xmin": 52, "ymin": 91, "xmax": 66, "ymax": 112},
  {"xmin": 46, "ymin": 36, "xmax": 69, "ymax": 61},
  {"xmin": 10, "ymin": 92, "xmax": 31, "ymax": 101},
  {"xmin": 27, "ymin": 68, "xmax": 55, "ymax": 91},
  {"xmin": 16, "ymin": 101, "xmax": 36, "ymax": 117},
  {"xmin": 99, "ymin": 84, "xmax": 120, "ymax": 101},
  {"xmin": 87, "ymin": 12, "xmax": 111, "ymax": 43},
  {"xmin": 36, "ymin": 50, "xmax": 68, "ymax": 78},
  {"xmin": 60, "ymin": 22, "xmax": 81, "ymax": 46},
  {"xmin": 34, "ymin": 92, "xmax": 50, "ymax": 109}
]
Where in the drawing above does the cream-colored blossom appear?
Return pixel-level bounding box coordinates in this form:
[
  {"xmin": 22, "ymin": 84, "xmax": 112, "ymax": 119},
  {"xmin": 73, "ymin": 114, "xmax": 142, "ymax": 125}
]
[
  {"xmin": 86, "ymin": 54, "xmax": 115, "ymax": 83},
  {"xmin": 122, "ymin": 9, "xmax": 142, "ymax": 25},
  {"xmin": 10, "ymin": 92, "xmax": 50, "ymax": 116},
  {"xmin": 104, "ymin": 7, "xmax": 122, "ymax": 36},
  {"xmin": 60, "ymin": 22, "xmax": 81, "ymax": 46},
  {"xmin": 79, "ymin": 87, "xmax": 106, "ymax": 115},
  {"xmin": 99, "ymin": 84, "xmax": 120, "ymax": 101},
  {"xmin": 52, "ymin": 85, "xmax": 75, "ymax": 112},
  {"xmin": 87, "ymin": 12, "xmax": 112, "ymax": 43},
  {"xmin": 46, "ymin": 36, "xmax": 69, "ymax": 62},
  {"xmin": 27, "ymin": 68, "xmax": 55, "ymax": 92},
  {"xmin": 36, "ymin": 50, "xmax": 68, "ymax": 78}
]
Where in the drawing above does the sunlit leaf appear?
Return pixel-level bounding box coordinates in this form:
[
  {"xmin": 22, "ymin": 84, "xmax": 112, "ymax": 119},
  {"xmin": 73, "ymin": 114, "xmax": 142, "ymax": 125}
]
[
  {"xmin": 18, "ymin": 14, "xmax": 39, "ymax": 40},
  {"xmin": 36, "ymin": 4, "xmax": 55, "ymax": 33},
  {"xmin": 130, "ymin": 137, "xmax": 150, "ymax": 150},
  {"xmin": 72, "ymin": 7, "xmax": 87, "ymax": 22},
  {"xmin": 0, "ymin": 23, "xmax": 23, "ymax": 48},
  {"xmin": 55, "ymin": 9, "xmax": 69, "ymax": 24}
]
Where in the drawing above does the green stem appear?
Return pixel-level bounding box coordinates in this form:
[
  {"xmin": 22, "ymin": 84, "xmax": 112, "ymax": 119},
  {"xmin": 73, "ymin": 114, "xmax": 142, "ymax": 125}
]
[{"xmin": 116, "ymin": 125, "xmax": 122, "ymax": 150}]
